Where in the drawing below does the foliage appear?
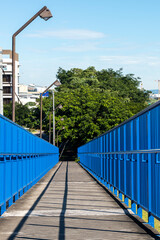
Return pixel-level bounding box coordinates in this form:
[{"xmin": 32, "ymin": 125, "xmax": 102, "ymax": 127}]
[
  {"xmin": 75, "ymin": 157, "xmax": 80, "ymax": 163},
  {"xmin": 55, "ymin": 67, "xmax": 150, "ymax": 148},
  {"xmin": 4, "ymin": 103, "xmax": 35, "ymax": 128}
]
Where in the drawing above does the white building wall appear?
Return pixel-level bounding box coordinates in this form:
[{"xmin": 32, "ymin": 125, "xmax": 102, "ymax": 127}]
[
  {"xmin": 19, "ymin": 84, "xmax": 48, "ymax": 106},
  {"xmin": 36, "ymin": 86, "xmax": 47, "ymax": 93},
  {"xmin": 19, "ymin": 84, "xmax": 28, "ymax": 94},
  {"xmin": 2, "ymin": 51, "xmax": 19, "ymax": 104}
]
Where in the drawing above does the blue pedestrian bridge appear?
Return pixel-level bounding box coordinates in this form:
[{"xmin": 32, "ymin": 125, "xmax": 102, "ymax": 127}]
[{"xmin": 0, "ymin": 101, "xmax": 160, "ymax": 239}]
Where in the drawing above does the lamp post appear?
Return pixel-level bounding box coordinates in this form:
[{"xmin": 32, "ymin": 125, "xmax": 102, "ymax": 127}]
[
  {"xmin": 40, "ymin": 80, "xmax": 61, "ymax": 139},
  {"xmin": 12, "ymin": 6, "xmax": 52, "ymax": 122},
  {"xmin": 57, "ymin": 126, "xmax": 65, "ymax": 147}
]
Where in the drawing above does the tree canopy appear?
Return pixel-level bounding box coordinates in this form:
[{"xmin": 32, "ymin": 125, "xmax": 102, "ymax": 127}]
[{"xmin": 54, "ymin": 67, "xmax": 150, "ymax": 148}]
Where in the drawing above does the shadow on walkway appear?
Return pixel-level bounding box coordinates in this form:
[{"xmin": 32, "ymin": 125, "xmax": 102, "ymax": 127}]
[
  {"xmin": 8, "ymin": 162, "xmax": 63, "ymax": 240},
  {"xmin": 58, "ymin": 161, "xmax": 68, "ymax": 240}
]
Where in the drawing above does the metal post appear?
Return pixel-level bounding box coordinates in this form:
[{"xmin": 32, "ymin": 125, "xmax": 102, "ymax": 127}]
[
  {"xmin": 49, "ymin": 112, "xmax": 51, "ymax": 143},
  {"xmin": 12, "ymin": 37, "xmax": 16, "ymax": 121},
  {"xmin": 53, "ymin": 90, "xmax": 55, "ymax": 145},
  {"xmin": 57, "ymin": 130, "xmax": 59, "ymax": 147},
  {"xmin": 56, "ymin": 127, "xmax": 64, "ymax": 148},
  {"xmin": 0, "ymin": 48, "xmax": 3, "ymax": 115}
]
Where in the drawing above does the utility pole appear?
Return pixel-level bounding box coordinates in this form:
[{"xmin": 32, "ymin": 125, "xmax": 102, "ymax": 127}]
[{"xmin": 0, "ymin": 48, "xmax": 3, "ymax": 115}]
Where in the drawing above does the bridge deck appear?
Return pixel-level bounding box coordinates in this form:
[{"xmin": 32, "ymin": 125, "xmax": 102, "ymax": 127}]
[{"xmin": 0, "ymin": 161, "xmax": 155, "ymax": 240}]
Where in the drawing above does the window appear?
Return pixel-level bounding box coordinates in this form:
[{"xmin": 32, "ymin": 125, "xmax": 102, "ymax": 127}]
[
  {"xmin": 3, "ymin": 87, "xmax": 11, "ymax": 94},
  {"xmin": 3, "ymin": 99, "xmax": 11, "ymax": 104},
  {"xmin": 3, "ymin": 75, "xmax": 11, "ymax": 83}
]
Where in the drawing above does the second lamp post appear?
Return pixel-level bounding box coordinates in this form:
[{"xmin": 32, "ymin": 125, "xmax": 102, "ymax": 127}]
[{"xmin": 40, "ymin": 80, "xmax": 61, "ymax": 145}]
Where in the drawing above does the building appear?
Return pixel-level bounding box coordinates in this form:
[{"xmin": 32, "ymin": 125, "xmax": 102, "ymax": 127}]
[
  {"xmin": 19, "ymin": 84, "xmax": 47, "ymax": 106},
  {"xmin": 2, "ymin": 50, "xmax": 19, "ymax": 105},
  {"xmin": 0, "ymin": 48, "xmax": 48, "ymax": 112},
  {"xmin": 149, "ymin": 89, "xmax": 159, "ymax": 99}
]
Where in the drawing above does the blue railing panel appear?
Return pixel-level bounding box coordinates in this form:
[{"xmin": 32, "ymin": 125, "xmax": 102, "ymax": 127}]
[
  {"xmin": 12, "ymin": 159, "xmax": 18, "ymax": 195},
  {"xmin": 0, "ymin": 114, "xmax": 59, "ymax": 215},
  {"xmin": 133, "ymin": 159, "xmax": 137, "ymax": 202},
  {"xmin": 78, "ymin": 101, "xmax": 160, "ymax": 230},
  {"xmin": 0, "ymin": 161, "xmax": 5, "ymax": 205}
]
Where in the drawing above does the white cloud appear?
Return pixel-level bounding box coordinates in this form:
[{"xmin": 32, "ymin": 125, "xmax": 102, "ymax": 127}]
[
  {"xmin": 99, "ymin": 55, "xmax": 160, "ymax": 66},
  {"xmin": 52, "ymin": 42, "xmax": 100, "ymax": 52},
  {"xmin": 27, "ymin": 29, "xmax": 105, "ymax": 40}
]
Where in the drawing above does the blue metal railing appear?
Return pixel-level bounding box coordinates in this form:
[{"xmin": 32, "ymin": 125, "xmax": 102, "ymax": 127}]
[
  {"xmin": 0, "ymin": 114, "xmax": 59, "ymax": 215},
  {"xmin": 78, "ymin": 101, "xmax": 160, "ymax": 231}
]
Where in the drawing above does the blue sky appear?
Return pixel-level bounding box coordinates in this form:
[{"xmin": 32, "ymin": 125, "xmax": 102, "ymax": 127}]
[{"xmin": 1, "ymin": 0, "xmax": 160, "ymax": 90}]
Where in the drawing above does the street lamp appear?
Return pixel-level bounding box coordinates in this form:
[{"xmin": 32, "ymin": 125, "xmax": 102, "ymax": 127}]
[
  {"xmin": 12, "ymin": 6, "xmax": 53, "ymax": 122},
  {"xmin": 40, "ymin": 80, "xmax": 61, "ymax": 139}
]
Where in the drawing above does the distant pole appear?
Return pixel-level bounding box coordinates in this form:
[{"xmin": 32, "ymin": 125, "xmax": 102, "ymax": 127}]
[
  {"xmin": 56, "ymin": 127, "xmax": 65, "ymax": 147},
  {"xmin": 40, "ymin": 94, "xmax": 43, "ymax": 138},
  {"xmin": 49, "ymin": 112, "xmax": 51, "ymax": 143},
  {"xmin": 53, "ymin": 90, "xmax": 55, "ymax": 145}
]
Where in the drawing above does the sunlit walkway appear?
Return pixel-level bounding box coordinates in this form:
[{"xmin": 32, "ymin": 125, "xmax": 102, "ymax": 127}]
[{"xmin": 0, "ymin": 162, "xmax": 155, "ymax": 240}]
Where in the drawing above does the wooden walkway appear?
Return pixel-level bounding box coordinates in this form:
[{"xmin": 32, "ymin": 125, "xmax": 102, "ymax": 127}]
[{"xmin": 0, "ymin": 162, "xmax": 156, "ymax": 240}]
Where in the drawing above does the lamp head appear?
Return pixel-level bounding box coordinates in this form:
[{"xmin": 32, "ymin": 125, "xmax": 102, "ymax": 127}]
[
  {"xmin": 53, "ymin": 80, "xmax": 61, "ymax": 87},
  {"xmin": 40, "ymin": 8, "xmax": 53, "ymax": 21},
  {"xmin": 58, "ymin": 104, "xmax": 63, "ymax": 109}
]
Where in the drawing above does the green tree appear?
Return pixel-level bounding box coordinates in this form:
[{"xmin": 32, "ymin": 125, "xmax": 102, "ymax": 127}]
[
  {"xmin": 55, "ymin": 67, "xmax": 150, "ymax": 149},
  {"xmin": 4, "ymin": 102, "xmax": 35, "ymax": 128}
]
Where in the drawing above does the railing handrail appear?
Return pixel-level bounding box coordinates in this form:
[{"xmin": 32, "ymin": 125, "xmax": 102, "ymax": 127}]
[
  {"xmin": 0, "ymin": 153, "xmax": 58, "ymax": 156},
  {"xmin": 78, "ymin": 148, "xmax": 160, "ymax": 155}
]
